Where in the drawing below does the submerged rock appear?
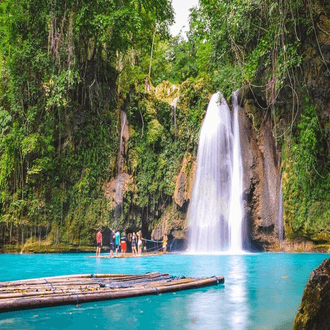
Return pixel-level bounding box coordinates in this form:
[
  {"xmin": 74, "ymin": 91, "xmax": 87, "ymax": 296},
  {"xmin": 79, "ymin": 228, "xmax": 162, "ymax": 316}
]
[{"xmin": 294, "ymin": 259, "xmax": 330, "ymax": 329}]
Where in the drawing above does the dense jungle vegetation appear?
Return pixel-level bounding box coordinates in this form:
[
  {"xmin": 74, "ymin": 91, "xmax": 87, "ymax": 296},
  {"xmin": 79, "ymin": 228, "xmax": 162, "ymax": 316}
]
[{"xmin": 0, "ymin": 0, "xmax": 329, "ymax": 250}]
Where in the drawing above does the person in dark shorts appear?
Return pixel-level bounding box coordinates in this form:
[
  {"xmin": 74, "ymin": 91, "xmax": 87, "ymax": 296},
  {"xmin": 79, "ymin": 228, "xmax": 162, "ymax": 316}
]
[
  {"xmin": 109, "ymin": 229, "xmax": 115, "ymax": 257},
  {"xmin": 96, "ymin": 228, "xmax": 102, "ymax": 257},
  {"xmin": 131, "ymin": 232, "xmax": 137, "ymax": 255},
  {"xmin": 115, "ymin": 230, "xmax": 121, "ymax": 255},
  {"xmin": 120, "ymin": 230, "xmax": 127, "ymax": 253}
]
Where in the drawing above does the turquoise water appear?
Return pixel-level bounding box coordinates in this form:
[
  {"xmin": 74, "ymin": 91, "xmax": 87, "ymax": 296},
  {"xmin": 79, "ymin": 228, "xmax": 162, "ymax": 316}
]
[{"xmin": 0, "ymin": 252, "xmax": 329, "ymax": 329}]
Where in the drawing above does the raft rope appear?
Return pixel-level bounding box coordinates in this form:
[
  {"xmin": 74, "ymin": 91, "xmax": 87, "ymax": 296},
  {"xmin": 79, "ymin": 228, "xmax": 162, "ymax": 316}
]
[
  {"xmin": 43, "ymin": 278, "xmax": 58, "ymax": 291},
  {"xmin": 212, "ymin": 275, "xmax": 220, "ymax": 284},
  {"xmin": 91, "ymin": 274, "xmax": 175, "ymax": 289},
  {"xmin": 145, "ymin": 245, "xmax": 163, "ymax": 252},
  {"xmin": 144, "ymin": 238, "xmax": 161, "ymax": 243},
  {"xmin": 70, "ymin": 291, "xmax": 80, "ymax": 307},
  {"xmin": 91, "ymin": 274, "xmax": 107, "ymax": 288},
  {"xmin": 152, "ymin": 287, "xmax": 160, "ymax": 295}
]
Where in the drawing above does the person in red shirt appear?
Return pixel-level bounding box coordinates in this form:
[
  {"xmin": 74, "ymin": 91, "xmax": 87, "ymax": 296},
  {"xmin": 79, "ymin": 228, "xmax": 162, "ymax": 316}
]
[{"xmin": 96, "ymin": 228, "xmax": 102, "ymax": 257}]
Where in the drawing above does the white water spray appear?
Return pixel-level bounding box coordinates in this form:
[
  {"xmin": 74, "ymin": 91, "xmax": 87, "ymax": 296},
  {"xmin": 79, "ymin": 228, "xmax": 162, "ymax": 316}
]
[
  {"xmin": 229, "ymin": 91, "xmax": 244, "ymax": 252},
  {"xmin": 188, "ymin": 92, "xmax": 245, "ymax": 253}
]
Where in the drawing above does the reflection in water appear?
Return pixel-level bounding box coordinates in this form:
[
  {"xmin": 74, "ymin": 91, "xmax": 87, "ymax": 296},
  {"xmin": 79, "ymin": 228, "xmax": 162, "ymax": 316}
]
[
  {"xmin": 1, "ymin": 253, "xmax": 329, "ymax": 330},
  {"xmin": 228, "ymin": 255, "xmax": 248, "ymax": 329},
  {"xmin": 185, "ymin": 254, "xmax": 248, "ymax": 330}
]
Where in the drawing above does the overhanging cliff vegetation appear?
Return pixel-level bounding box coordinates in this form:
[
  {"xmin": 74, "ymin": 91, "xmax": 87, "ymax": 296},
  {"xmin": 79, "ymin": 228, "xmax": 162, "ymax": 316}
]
[{"xmin": 0, "ymin": 0, "xmax": 329, "ymax": 250}]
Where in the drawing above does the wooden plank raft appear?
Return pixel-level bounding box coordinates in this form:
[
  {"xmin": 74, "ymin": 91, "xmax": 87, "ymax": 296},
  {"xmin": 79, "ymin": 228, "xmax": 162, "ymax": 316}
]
[
  {"xmin": 0, "ymin": 272, "xmax": 224, "ymax": 312},
  {"xmin": 88, "ymin": 252, "xmax": 163, "ymax": 258}
]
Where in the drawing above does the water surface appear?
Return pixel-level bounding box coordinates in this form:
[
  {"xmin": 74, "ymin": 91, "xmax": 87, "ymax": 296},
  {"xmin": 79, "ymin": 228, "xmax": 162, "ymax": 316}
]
[{"xmin": 0, "ymin": 252, "xmax": 328, "ymax": 329}]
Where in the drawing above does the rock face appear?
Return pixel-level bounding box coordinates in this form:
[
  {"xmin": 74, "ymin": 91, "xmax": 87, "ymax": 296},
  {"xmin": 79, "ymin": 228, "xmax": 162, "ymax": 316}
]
[
  {"xmin": 238, "ymin": 101, "xmax": 282, "ymax": 250},
  {"xmin": 294, "ymin": 259, "xmax": 330, "ymax": 329},
  {"xmin": 103, "ymin": 173, "xmax": 133, "ymax": 208},
  {"xmin": 170, "ymin": 98, "xmax": 283, "ymax": 251},
  {"xmin": 173, "ymin": 154, "xmax": 196, "ymax": 208}
]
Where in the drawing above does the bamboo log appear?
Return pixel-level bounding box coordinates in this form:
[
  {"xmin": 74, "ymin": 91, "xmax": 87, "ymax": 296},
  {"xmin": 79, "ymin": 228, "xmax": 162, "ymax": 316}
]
[
  {"xmin": 0, "ymin": 274, "xmax": 174, "ymax": 296},
  {"xmin": 89, "ymin": 252, "xmax": 163, "ymax": 259},
  {"xmin": 0, "ymin": 273, "xmax": 224, "ymax": 312}
]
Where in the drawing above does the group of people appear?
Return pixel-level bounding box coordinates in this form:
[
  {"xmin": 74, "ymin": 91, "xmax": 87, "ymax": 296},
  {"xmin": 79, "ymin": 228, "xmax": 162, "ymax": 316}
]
[{"xmin": 96, "ymin": 228, "xmax": 148, "ymax": 257}]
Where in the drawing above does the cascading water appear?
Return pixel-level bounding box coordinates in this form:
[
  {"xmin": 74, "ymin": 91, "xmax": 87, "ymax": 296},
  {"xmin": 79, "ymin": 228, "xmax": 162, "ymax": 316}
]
[
  {"xmin": 188, "ymin": 92, "xmax": 245, "ymax": 253},
  {"xmin": 114, "ymin": 111, "xmax": 128, "ymax": 218},
  {"xmin": 229, "ymin": 91, "xmax": 244, "ymax": 252}
]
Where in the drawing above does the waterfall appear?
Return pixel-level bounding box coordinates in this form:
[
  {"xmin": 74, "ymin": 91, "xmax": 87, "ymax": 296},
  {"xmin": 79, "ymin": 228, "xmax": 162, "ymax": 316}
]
[
  {"xmin": 188, "ymin": 92, "xmax": 245, "ymax": 253},
  {"xmin": 114, "ymin": 111, "xmax": 128, "ymax": 218},
  {"xmin": 229, "ymin": 91, "xmax": 244, "ymax": 252}
]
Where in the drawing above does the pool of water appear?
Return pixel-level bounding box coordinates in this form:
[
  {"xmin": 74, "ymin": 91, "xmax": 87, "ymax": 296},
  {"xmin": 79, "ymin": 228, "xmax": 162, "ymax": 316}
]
[{"xmin": 0, "ymin": 252, "xmax": 329, "ymax": 329}]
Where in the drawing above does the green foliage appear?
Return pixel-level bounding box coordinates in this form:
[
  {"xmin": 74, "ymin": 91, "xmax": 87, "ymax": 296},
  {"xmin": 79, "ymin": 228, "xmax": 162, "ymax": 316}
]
[
  {"xmin": 282, "ymin": 99, "xmax": 330, "ymax": 240},
  {"xmin": 0, "ymin": 0, "xmax": 327, "ymax": 248},
  {"xmin": 193, "ymin": 0, "xmax": 309, "ymax": 102},
  {"xmin": 0, "ymin": 0, "xmax": 174, "ymax": 247},
  {"xmin": 123, "ymin": 79, "xmax": 209, "ymax": 230}
]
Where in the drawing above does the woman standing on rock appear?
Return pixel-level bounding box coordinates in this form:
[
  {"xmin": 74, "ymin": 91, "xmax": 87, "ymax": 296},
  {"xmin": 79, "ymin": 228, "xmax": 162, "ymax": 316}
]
[
  {"xmin": 131, "ymin": 232, "xmax": 137, "ymax": 255},
  {"xmin": 137, "ymin": 231, "xmax": 143, "ymax": 256}
]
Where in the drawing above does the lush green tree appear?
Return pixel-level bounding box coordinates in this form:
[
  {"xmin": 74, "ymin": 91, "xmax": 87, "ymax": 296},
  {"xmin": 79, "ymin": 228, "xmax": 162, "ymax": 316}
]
[{"xmin": 0, "ymin": 0, "xmax": 173, "ymax": 248}]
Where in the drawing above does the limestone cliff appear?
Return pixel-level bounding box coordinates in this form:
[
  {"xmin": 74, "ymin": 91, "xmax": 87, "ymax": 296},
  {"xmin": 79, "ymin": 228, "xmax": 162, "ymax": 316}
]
[
  {"xmin": 173, "ymin": 154, "xmax": 196, "ymax": 208},
  {"xmin": 167, "ymin": 94, "xmax": 283, "ymax": 251},
  {"xmin": 104, "ymin": 3, "xmax": 330, "ymax": 249},
  {"xmin": 239, "ymin": 99, "xmax": 282, "ymax": 250}
]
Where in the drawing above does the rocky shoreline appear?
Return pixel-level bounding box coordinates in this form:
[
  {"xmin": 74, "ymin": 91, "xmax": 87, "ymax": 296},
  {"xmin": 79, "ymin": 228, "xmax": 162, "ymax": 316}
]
[{"xmin": 2, "ymin": 239, "xmax": 329, "ymax": 254}]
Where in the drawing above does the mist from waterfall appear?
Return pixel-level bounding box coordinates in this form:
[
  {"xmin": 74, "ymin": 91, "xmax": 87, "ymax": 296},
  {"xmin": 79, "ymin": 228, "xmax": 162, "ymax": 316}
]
[{"xmin": 188, "ymin": 92, "xmax": 245, "ymax": 253}]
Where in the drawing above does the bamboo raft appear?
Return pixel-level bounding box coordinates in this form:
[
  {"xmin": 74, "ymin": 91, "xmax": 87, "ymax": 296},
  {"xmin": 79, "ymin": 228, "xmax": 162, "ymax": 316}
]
[
  {"xmin": 0, "ymin": 272, "xmax": 224, "ymax": 312},
  {"xmin": 88, "ymin": 252, "xmax": 163, "ymax": 258}
]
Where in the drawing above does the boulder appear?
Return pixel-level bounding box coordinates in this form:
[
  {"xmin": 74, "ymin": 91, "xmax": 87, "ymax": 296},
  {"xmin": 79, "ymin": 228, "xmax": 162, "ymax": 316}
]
[{"xmin": 294, "ymin": 258, "xmax": 330, "ymax": 329}]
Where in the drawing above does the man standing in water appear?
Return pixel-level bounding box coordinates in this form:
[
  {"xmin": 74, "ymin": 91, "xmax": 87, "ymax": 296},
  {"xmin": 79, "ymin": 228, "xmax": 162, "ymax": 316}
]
[{"xmin": 96, "ymin": 228, "xmax": 102, "ymax": 257}]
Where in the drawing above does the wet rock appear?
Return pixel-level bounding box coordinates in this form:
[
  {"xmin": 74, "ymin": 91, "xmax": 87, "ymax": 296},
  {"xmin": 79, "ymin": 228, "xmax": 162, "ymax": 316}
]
[
  {"xmin": 239, "ymin": 101, "xmax": 282, "ymax": 249},
  {"xmin": 103, "ymin": 173, "xmax": 133, "ymax": 207},
  {"xmin": 151, "ymin": 218, "xmax": 167, "ymax": 241},
  {"xmin": 294, "ymin": 259, "xmax": 330, "ymax": 330},
  {"xmin": 173, "ymin": 154, "xmax": 196, "ymax": 208}
]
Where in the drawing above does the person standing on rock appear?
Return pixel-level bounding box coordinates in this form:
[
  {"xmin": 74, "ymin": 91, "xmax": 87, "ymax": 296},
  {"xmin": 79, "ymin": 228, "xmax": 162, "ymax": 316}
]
[
  {"xmin": 115, "ymin": 230, "xmax": 121, "ymax": 255},
  {"xmin": 137, "ymin": 230, "xmax": 143, "ymax": 256},
  {"xmin": 162, "ymin": 234, "xmax": 168, "ymax": 253},
  {"xmin": 131, "ymin": 232, "xmax": 137, "ymax": 255},
  {"xmin": 120, "ymin": 230, "xmax": 127, "ymax": 253},
  {"xmin": 96, "ymin": 228, "xmax": 102, "ymax": 257},
  {"xmin": 109, "ymin": 229, "xmax": 115, "ymax": 257}
]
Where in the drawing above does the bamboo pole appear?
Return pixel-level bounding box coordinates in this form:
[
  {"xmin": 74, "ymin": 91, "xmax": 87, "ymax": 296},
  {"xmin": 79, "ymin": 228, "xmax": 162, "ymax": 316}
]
[{"xmin": 0, "ymin": 274, "xmax": 224, "ymax": 312}]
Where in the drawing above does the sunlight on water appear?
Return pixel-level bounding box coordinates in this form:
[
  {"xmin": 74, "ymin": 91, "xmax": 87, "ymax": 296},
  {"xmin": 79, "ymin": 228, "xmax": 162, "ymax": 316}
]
[{"xmin": 183, "ymin": 250, "xmax": 252, "ymax": 256}]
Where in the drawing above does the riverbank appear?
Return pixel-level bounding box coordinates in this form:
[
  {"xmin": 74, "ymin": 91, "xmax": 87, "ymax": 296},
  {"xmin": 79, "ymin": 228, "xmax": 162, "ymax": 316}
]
[
  {"xmin": 267, "ymin": 239, "xmax": 330, "ymax": 253},
  {"xmin": 0, "ymin": 244, "xmax": 96, "ymax": 254},
  {"xmin": 2, "ymin": 239, "xmax": 329, "ymax": 254}
]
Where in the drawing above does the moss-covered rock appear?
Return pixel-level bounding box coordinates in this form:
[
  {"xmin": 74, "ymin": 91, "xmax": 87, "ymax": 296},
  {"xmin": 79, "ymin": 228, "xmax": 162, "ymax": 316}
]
[{"xmin": 294, "ymin": 259, "xmax": 330, "ymax": 329}]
